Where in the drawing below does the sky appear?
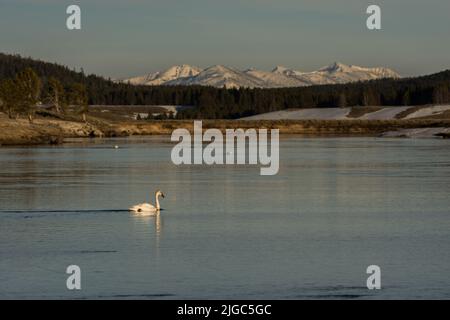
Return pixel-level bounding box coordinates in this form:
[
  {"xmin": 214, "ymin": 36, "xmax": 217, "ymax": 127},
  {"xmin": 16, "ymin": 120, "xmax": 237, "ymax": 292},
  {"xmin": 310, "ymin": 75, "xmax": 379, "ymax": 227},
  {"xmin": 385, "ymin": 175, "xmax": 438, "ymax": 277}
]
[{"xmin": 0, "ymin": 0, "xmax": 449, "ymax": 79}]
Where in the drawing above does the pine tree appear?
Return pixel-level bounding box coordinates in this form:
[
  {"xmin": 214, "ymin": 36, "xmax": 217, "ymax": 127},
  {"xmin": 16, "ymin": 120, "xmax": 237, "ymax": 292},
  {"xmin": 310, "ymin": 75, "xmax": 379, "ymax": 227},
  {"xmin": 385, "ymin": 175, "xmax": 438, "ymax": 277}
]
[
  {"xmin": 338, "ymin": 92, "xmax": 347, "ymax": 108},
  {"xmin": 0, "ymin": 79, "xmax": 18, "ymax": 118},
  {"xmin": 401, "ymin": 89, "xmax": 411, "ymax": 106},
  {"xmin": 432, "ymin": 84, "xmax": 449, "ymax": 104}
]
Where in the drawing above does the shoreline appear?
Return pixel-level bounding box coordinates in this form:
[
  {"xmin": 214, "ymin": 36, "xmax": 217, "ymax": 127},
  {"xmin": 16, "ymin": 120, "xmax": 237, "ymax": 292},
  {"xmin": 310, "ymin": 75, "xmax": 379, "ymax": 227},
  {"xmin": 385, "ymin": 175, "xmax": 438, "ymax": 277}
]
[{"xmin": 1, "ymin": 115, "xmax": 450, "ymax": 146}]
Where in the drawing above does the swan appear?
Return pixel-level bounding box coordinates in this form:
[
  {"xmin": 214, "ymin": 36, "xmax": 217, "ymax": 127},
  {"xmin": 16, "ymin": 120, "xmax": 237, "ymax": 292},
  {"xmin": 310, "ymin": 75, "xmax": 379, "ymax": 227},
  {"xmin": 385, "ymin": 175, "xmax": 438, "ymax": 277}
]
[{"xmin": 129, "ymin": 190, "xmax": 165, "ymax": 215}]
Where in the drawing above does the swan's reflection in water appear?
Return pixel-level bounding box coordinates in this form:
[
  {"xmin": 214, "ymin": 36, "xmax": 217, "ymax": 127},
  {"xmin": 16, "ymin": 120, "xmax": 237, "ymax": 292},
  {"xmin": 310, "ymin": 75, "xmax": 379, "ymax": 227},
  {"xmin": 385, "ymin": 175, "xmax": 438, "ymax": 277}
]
[
  {"xmin": 154, "ymin": 213, "xmax": 162, "ymax": 238},
  {"xmin": 131, "ymin": 213, "xmax": 162, "ymax": 249}
]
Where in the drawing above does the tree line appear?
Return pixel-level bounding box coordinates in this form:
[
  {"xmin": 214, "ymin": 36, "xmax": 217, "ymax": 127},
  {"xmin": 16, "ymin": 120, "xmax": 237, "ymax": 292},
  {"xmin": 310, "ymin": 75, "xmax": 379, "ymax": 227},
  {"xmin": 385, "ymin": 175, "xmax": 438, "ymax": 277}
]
[
  {"xmin": 1, "ymin": 53, "xmax": 449, "ymax": 120},
  {"xmin": 0, "ymin": 67, "xmax": 89, "ymax": 122}
]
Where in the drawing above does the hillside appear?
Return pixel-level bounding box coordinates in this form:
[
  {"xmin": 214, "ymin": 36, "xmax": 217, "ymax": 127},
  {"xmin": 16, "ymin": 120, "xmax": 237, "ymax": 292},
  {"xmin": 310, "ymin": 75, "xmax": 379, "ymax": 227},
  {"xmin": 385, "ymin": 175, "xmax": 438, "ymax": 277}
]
[{"xmin": 0, "ymin": 53, "xmax": 449, "ymax": 119}]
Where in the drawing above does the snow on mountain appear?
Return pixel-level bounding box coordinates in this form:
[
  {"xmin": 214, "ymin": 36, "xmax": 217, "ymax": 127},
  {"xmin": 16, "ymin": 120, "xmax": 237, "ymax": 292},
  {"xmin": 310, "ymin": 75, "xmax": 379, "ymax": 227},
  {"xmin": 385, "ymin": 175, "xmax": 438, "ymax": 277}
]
[
  {"xmin": 271, "ymin": 65, "xmax": 305, "ymax": 77},
  {"xmin": 166, "ymin": 65, "xmax": 267, "ymax": 88},
  {"xmin": 302, "ymin": 62, "xmax": 401, "ymax": 85},
  {"xmin": 124, "ymin": 64, "xmax": 202, "ymax": 86},
  {"xmin": 244, "ymin": 68, "xmax": 309, "ymax": 87},
  {"xmin": 122, "ymin": 62, "xmax": 400, "ymax": 88}
]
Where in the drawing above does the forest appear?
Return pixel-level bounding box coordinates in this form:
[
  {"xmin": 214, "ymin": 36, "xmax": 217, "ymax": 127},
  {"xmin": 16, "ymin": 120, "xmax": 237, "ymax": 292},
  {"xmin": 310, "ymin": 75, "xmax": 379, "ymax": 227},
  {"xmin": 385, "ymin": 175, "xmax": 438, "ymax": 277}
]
[{"xmin": 1, "ymin": 53, "xmax": 449, "ymax": 119}]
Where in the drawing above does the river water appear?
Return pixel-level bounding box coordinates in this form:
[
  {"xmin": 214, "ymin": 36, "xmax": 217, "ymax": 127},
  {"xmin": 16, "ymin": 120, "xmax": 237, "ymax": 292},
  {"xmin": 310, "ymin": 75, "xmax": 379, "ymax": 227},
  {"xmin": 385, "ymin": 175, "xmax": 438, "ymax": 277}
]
[{"xmin": 0, "ymin": 136, "xmax": 449, "ymax": 299}]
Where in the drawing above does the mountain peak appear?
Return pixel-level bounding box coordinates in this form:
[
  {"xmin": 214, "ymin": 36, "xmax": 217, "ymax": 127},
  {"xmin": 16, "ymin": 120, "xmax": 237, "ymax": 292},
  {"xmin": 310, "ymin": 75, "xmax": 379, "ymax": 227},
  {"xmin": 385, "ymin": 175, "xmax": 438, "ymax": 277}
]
[
  {"xmin": 163, "ymin": 64, "xmax": 201, "ymax": 76},
  {"xmin": 123, "ymin": 62, "xmax": 400, "ymax": 88},
  {"xmin": 125, "ymin": 64, "xmax": 202, "ymax": 85},
  {"xmin": 320, "ymin": 62, "xmax": 352, "ymax": 73},
  {"xmin": 271, "ymin": 65, "xmax": 304, "ymax": 77},
  {"xmin": 205, "ymin": 64, "xmax": 236, "ymax": 72},
  {"xmin": 272, "ymin": 65, "xmax": 290, "ymax": 73}
]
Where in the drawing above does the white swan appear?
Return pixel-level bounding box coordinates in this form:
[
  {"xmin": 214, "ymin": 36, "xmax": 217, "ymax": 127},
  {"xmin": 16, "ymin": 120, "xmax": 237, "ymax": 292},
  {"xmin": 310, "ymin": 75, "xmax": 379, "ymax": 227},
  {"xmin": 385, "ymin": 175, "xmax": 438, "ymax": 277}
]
[{"xmin": 129, "ymin": 190, "xmax": 165, "ymax": 215}]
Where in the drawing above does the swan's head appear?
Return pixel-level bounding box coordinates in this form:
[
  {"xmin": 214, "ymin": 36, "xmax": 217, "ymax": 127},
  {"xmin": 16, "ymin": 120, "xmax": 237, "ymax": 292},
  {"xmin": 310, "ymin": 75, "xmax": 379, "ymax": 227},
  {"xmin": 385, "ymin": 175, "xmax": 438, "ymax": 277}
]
[{"xmin": 156, "ymin": 190, "xmax": 165, "ymax": 198}]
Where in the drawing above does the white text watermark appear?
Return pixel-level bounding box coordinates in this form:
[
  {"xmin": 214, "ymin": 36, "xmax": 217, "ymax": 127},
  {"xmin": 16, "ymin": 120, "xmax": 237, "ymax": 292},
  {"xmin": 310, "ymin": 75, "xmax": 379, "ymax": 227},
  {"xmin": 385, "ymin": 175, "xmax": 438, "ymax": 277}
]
[{"xmin": 171, "ymin": 121, "xmax": 279, "ymax": 176}]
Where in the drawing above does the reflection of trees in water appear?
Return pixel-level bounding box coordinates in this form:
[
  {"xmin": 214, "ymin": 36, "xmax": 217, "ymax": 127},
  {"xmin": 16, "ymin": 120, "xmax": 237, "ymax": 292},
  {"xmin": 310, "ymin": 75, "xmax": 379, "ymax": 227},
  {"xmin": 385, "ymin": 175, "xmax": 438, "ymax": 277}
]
[
  {"xmin": 5, "ymin": 149, "xmax": 38, "ymax": 209},
  {"xmin": 1, "ymin": 147, "xmax": 98, "ymax": 210}
]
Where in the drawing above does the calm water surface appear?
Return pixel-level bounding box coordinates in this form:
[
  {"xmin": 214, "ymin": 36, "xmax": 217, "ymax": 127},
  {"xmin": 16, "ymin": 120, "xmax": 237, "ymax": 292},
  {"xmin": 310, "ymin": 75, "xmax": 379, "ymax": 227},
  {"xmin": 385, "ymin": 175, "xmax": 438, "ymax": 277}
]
[{"xmin": 0, "ymin": 136, "xmax": 449, "ymax": 299}]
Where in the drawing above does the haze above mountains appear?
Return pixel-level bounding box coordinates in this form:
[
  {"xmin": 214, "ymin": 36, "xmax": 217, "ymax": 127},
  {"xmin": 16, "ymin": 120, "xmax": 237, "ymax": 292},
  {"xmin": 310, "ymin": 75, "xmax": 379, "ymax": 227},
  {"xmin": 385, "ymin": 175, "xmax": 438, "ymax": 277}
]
[{"xmin": 122, "ymin": 62, "xmax": 400, "ymax": 89}]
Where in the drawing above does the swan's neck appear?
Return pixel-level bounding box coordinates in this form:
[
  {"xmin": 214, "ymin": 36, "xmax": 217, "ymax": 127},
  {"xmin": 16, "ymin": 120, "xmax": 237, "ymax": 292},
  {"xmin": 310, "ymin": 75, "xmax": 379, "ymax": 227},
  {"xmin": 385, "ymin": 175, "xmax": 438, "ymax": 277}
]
[{"xmin": 155, "ymin": 194, "xmax": 160, "ymax": 210}]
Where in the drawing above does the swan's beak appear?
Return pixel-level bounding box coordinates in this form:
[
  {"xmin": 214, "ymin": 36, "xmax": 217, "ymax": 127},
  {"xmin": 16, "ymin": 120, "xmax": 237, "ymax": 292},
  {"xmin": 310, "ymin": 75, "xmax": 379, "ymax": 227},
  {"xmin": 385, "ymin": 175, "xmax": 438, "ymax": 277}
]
[{"xmin": 161, "ymin": 193, "xmax": 165, "ymax": 198}]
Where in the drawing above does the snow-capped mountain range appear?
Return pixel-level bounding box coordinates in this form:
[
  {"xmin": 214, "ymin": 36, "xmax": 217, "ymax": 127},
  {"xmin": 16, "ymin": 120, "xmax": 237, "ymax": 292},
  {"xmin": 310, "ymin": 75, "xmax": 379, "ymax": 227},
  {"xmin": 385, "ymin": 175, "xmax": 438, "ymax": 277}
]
[{"xmin": 122, "ymin": 62, "xmax": 400, "ymax": 88}]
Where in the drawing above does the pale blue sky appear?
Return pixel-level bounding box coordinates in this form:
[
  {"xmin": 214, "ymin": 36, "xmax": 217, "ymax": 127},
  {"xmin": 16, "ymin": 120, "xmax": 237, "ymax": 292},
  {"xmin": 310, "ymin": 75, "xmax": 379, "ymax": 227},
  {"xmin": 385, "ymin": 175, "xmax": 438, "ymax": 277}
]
[{"xmin": 0, "ymin": 0, "xmax": 449, "ymax": 78}]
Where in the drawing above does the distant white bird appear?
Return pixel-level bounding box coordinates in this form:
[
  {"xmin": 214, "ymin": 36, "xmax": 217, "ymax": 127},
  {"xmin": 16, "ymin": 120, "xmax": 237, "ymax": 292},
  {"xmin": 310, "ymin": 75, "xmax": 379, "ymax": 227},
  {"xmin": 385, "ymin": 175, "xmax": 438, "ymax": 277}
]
[
  {"xmin": 114, "ymin": 145, "xmax": 119, "ymax": 149},
  {"xmin": 129, "ymin": 190, "xmax": 165, "ymax": 215}
]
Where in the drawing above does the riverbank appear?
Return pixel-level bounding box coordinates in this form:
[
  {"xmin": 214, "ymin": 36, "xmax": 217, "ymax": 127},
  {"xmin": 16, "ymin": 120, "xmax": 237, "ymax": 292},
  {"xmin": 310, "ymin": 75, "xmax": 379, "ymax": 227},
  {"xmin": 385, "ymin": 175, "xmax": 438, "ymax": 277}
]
[
  {"xmin": 1, "ymin": 112, "xmax": 450, "ymax": 146},
  {"xmin": 241, "ymin": 105, "xmax": 450, "ymax": 120},
  {"xmin": 0, "ymin": 114, "xmax": 104, "ymax": 146}
]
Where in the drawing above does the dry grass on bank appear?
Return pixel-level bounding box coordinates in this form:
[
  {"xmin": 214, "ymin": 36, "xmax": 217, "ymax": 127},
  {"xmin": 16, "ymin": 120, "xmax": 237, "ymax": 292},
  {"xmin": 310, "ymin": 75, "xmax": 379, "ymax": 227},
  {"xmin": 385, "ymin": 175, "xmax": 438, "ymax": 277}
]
[{"xmin": 1, "ymin": 110, "xmax": 450, "ymax": 146}]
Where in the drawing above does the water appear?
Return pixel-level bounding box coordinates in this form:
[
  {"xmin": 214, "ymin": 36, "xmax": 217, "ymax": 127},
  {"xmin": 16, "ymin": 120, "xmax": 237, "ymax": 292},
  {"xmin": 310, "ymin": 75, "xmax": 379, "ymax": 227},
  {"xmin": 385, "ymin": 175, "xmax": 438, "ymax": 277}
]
[{"xmin": 0, "ymin": 136, "xmax": 449, "ymax": 299}]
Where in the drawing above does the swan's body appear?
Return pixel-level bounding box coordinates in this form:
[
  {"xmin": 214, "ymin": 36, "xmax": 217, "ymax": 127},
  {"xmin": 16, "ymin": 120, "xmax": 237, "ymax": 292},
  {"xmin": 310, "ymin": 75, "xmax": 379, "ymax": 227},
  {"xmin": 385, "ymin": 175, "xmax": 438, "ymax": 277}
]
[
  {"xmin": 129, "ymin": 190, "xmax": 165, "ymax": 215},
  {"xmin": 129, "ymin": 203, "xmax": 158, "ymax": 215}
]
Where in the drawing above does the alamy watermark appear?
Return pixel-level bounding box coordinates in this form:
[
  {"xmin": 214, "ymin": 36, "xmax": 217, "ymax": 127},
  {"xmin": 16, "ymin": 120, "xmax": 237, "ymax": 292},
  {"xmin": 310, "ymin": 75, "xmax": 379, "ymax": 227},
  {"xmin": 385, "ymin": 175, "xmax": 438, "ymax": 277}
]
[
  {"xmin": 366, "ymin": 265, "xmax": 381, "ymax": 290},
  {"xmin": 366, "ymin": 5, "xmax": 382, "ymax": 30},
  {"xmin": 171, "ymin": 121, "xmax": 279, "ymax": 176},
  {"xmin": 63, "ymin": 263, "xmax": 380, "ymax": 292},
  {"xmin": 66, "ymin": 4, "xmax": 381, "ymax": 31},
  {"xmin": 66, "ymin": 265, "xmax": 81, "ymax": 290},
  {"xmin": 66, "ymin": 5, "xmax": 81, "ymax": 30}
]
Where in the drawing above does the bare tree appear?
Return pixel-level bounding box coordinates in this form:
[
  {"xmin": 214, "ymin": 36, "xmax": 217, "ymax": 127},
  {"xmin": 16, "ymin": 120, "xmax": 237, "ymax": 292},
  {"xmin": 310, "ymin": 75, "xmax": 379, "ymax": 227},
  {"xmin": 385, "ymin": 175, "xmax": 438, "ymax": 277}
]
[
  {"xmin": 46, "ymin": 77, "xmax": 66, "ymax": 113},
  {"xmin": 68, "ymin": 83, "xmax": 89, "ymax": 122},
  {"xmin": 15, "ymin": 68, "xmax": 41, "ymax": 122}
]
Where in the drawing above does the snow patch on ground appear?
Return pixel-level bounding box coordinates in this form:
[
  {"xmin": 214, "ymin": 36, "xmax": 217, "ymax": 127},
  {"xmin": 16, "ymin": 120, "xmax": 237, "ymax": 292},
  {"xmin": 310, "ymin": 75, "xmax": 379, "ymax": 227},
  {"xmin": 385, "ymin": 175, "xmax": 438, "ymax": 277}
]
[
  {"xmin": 403, "ymin": 105, "xmax": 450, "ymax": 119},
  {"xmin": 242, "ymin": 105, "xmax": 450, "ymax": 121},
  {"xmin": 358, "ymin": 107, "xmax": 410, "ymax": 120},
  {"xmin": 243, "ymin": 108, "xmax": 352, "ymax": 120}
]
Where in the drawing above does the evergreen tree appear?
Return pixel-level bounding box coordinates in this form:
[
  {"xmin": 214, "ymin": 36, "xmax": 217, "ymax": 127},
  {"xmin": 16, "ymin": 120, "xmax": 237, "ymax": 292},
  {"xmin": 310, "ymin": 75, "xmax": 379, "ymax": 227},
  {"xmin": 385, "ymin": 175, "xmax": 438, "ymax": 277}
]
[
  {"xmin": 401, "ymin": 89, "xmax": 411, "ymax": 106},
  {"xmin": 337, "ymin": 92, "xmax": 347, "ymax": 108},
  {"xmin": 432, "ymin": 84, "xmax": 449, "ymax": 104},
  {"xmin": 0, "ymin": 78, "xmax": 19, "ymax": 119}
]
